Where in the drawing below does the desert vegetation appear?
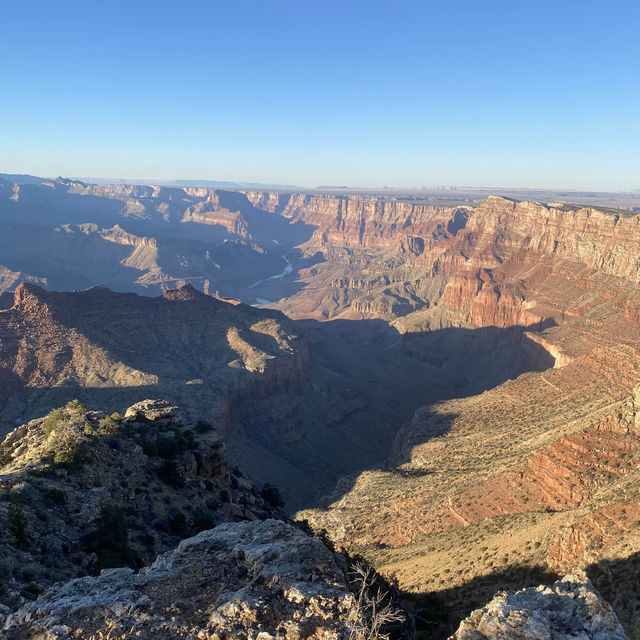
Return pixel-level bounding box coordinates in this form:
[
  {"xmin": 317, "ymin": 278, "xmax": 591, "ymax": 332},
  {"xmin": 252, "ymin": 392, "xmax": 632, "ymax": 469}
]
[{"xmin": 0, "ymin": 400, "xmax": 283, "ymax": 605}]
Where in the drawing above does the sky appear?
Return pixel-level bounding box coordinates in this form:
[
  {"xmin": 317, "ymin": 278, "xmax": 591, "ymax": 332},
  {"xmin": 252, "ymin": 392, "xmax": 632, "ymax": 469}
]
[{"xmin": 1, "ymin": 0, "xmax": 639, "ymax": 190}]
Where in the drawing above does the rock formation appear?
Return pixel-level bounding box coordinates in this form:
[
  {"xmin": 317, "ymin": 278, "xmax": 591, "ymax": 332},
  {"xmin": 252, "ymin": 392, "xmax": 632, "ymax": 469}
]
[
  {"xmin": 450, "ymin": 572, "xmax": 628, "ymax": 640},
  {"xmin": 0, "ymin": 522, "xmax": 627, "ymax": 640},
  {"xmin": 1, "ymin": 519, "xmax": 362, "ymax": 640},
  {"xmin": 0, "ymin": 282, "xmax": 321, "ymax": 502},
  {"xmin": 0, "ymin": 400, "xmax": 282, "ymax": 606}
]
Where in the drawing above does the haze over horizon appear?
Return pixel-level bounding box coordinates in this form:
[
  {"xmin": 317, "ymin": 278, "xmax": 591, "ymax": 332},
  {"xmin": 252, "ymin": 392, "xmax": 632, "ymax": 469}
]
[
  {"xmin": 2, "ymin": 0, "xmax": 639, "ymax": 190},
  {"xmin": 7, "ymin": 172, "xmax": 640, "ymax": 194}
]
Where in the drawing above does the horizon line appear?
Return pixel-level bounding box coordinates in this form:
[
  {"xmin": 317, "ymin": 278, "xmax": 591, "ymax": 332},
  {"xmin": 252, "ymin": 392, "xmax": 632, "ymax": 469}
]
[{"xmin": 2, "ymin": 171, "xmax": 639, "ymax": 195}]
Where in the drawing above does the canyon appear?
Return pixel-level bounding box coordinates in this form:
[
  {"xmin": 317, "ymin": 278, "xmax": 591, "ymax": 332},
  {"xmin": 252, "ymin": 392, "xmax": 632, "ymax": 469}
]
[
  {"xmin": 2, "ymin": 175, "xmax": 640, "ymax": 637},
  {"xmin": 0, "ymin": 401, "xmax": 625, "ymax": 640}
]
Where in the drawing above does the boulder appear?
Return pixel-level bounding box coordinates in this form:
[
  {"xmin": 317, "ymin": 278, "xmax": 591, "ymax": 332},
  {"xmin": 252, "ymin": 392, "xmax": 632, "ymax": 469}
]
[{"xmin": 450, "ymin": 571, "xmax": 628, "ymax": 640}]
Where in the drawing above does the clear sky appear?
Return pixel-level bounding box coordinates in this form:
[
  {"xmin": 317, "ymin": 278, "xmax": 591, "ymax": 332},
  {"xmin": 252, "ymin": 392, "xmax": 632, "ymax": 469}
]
[{"xmin": 1, "ymin": 0, "xmax": 639, "ymax": 190}]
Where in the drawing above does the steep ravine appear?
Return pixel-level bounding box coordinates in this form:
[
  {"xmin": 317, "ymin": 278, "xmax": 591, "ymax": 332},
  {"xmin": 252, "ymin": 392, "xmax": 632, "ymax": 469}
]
[{"xmin": 0, "ymin": 401, "xmax": 628, "ymax": 640}]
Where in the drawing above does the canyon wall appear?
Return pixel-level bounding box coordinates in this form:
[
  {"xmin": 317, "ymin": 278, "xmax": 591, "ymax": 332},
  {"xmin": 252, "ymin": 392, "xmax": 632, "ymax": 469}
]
[{"xmin": 6, "ymin": 178, "xmax": 640, "ymax": 333}]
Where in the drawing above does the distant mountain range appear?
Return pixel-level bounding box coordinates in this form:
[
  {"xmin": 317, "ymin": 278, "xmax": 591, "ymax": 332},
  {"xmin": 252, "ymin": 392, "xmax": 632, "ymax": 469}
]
[
  {"xmin": 0, "ymin": 172, "xmax": 302, "ymax": 190},
  {"xmin": 4, "ymin": 173, "xmax": 640, "ymax": 203},
  {"xmin": 0, "ymin": 172, "xmax": 47, "ymax": 185}
]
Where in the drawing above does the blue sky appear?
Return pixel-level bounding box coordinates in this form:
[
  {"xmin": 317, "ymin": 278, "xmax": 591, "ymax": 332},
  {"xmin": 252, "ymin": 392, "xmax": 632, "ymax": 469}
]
[{"xmin": 1, "ymin": 0, "xmax": 639, "ymax": 189}]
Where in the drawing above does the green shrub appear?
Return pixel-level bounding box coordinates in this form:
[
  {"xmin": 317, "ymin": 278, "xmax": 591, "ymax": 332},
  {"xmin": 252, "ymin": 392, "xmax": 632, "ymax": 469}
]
[
  {"xmin": 42, "ymin": 408, "xmax": 68, "ymax": 436},
  {"xmin": 42, "ymin": 421, "xmax": 89, "ymax": 473},
  {"xmin": 168, "ymin": 511, "xmax": 189, "ymax": 537},
  {"xmin": 86, "ymin": 505, "xmax": 134, "ymax": 570},
  {"xmin": 98, "ymin": 413, "xmax": 122, "ymax": 435},
  {"xmin": 50, "ymin": 431, "xmax": 84, "ymax": 471},
  {"xmin": 8, "ymin": 493, "xmax": 30, "ymax": 548},
  {"xmin": 45, "ymin": 488, "xmax": 66, "ymax": 504},
  {"xmin": 43, "ymin": 401, "xmax": 88, "ymax": 435},
  {"xmin": 41, "ymin": 402, "xmax": 91, "ymax": 471},
  {"xmin": 65, "ymin": 399, "xmax": 87, "ymax": 413},
  {"xmin": 157, "ymin": 459, "xmax": 185, "ymax": 487},
  {"xmin": 84, "ymin": 412, "xmax": 123, "ymax": 437},
  {"xmin": 589, "ymin": 535, "xmax": 603, "ymax": 551},
  {"xmin": 83, "ymin": 422, "xmax": 98, "ymax": 435},
  {"xmin": 0, "ymin": 442, "xmax": 11, "ymax": 468}
]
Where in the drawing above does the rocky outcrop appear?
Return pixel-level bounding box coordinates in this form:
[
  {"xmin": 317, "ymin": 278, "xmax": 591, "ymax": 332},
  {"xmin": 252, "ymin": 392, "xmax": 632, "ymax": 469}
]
[
  {"xmin": 450, "ymin": 572, "xmax": 628, "ymax": 640},
  {"xmin": 123, "ymin": 398, "xmax": 183, "ymax": 425},
  {"xmin": 0, "ymin": 400, "xmax": 282, "ymax": 606},
  {"xmin": 468, "ymin": 197, "xmax": 640, "ymax": 282},
  {"xmin": 1, "ymin": 519, "xmax": 360, "ymax": 640}
]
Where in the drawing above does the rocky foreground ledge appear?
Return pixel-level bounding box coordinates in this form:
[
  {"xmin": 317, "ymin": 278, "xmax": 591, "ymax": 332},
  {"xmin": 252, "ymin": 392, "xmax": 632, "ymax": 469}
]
[
  {"xmin": 1, "ymin": 518, "xmax": 629, "ymax": 640},
  {"xmin": 1, "ymin": 519, "xmax": 359, "ymax": 640},
  {"xmin": 451, "ymin": 571, "xmax": 628, "ymax": 640}
]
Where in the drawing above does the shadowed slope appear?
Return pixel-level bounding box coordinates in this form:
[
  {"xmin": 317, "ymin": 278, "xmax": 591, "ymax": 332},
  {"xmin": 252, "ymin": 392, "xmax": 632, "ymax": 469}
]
[{"xmin": 0, "ymin": 284, "xmax": 557, "ymax": 513}]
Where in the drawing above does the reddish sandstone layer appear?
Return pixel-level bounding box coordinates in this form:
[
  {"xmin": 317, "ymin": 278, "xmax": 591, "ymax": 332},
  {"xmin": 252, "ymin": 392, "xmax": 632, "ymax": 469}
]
[{"xmin": 0, "ymin": 283, "xmax": 308, "ymax": 421}]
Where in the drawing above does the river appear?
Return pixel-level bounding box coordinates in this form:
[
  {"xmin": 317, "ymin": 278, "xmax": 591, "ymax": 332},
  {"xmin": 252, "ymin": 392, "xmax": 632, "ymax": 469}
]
[{"xmin": 248, "ymin": 255, "xmax": 292, "ymax": 289}]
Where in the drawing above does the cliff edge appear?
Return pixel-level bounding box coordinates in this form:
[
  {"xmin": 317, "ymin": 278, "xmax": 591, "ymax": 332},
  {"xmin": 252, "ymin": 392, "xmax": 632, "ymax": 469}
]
[{"xmin": 1, "ymin": 519, "xmax": 359, "ymax": 640}]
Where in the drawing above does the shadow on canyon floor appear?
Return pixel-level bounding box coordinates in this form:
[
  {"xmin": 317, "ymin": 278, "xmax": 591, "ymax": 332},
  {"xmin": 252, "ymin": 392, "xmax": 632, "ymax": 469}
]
[
  {"xmin": 217, "ymin": 190, "xmax": 315, "ymax": 250},
  {"xmin": 402, "ymin": 549, "xmax": 640, "ymax": 640},
  {"xmin": 586, "ymin": 551, "xmax": 640, "ymax": 640},
  {"xmin": 2, "ymin": 280, "xmax": 554, "ymax": 512},
  {"xmin": 0, "ymin": 291, "xmax": 558, "ymax": 514},
  {"xmin": 406, "ymin": 564, "xmax": 561, "ymax": 639},
  {"xmin": 274, "ymin": 316, "xmax": 558, "ymax": 508}
]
